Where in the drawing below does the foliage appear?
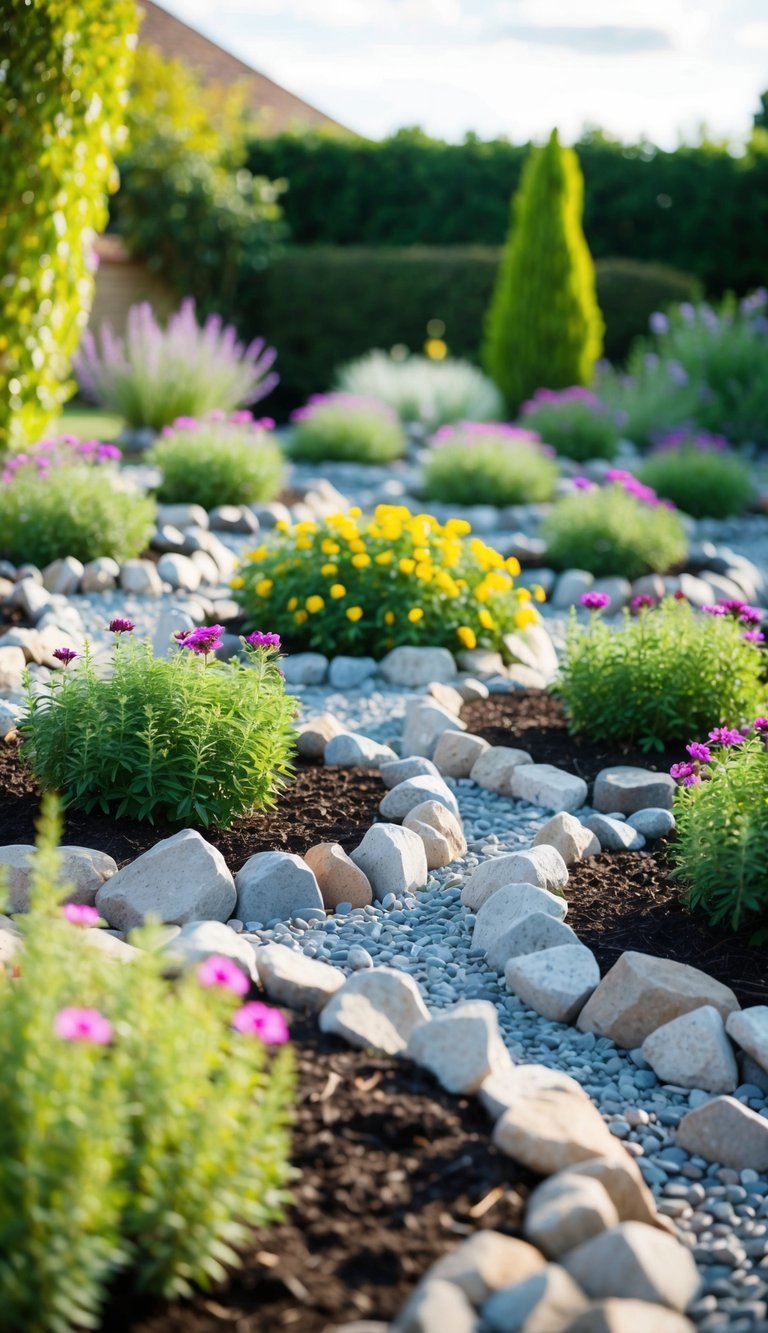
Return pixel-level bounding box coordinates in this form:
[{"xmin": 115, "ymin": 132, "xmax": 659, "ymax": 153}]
[
  {"xmin": 518, "ymin": 386, "xmax": 620, "ymax": 461},
  {"xmin": 0, "ymin": 438, "xmax": 155, "ymax": 566},
  {"xmin": 287, "ymin": 393, "xmax": 406, "ymax": 463},
  {"xmin": 151, "ymin": 412, "xmax": 284, "ymax": 509},
  {"xmin": 598, "ymin": 346, "xmax": 701, "ymax": 448},
  {"xmin": 541, "ymin": 474, "xmax": 687, "ymax": 579},
  {"xmin": 590, "ymin": 259, "xmax": 699, "ymax": 363},
  {"xmin": 0, "ymin": 0, "xmax": 138, "ymax": 451},
  {"xmin": 22, "ymin": 630, "xmax": 296, "ymax": 828},
  {"xmin": 672, "ymin": 722, "xmax": 768, "ymax": 934},
  {"xmin": 75, "ymin": 300, "xmax": 278, "ymax": 431},
  {"xmin": 483, "ymin": 131, "xmax": 603, "ymax": 413},
  {"xmin": 423, "ymin": 422, "xmax": 557, "ymax": 506},
  {"xmin": 125, "ymin": 43, "xmax": 253, "ymax": 169},
  {"xmin": 235, "ymin": 505, "xmax": 541, "ymax": 657},
  {"xmin": 336, "ymin": 350, "xmax": 502, "ymax": 429},
  {"xmin": 638, "ymin": 431, "xmax": 753, "ymax": 518},
  {"xmin": 557, "ymin": 598, "xmax": 766, "ymax": 750},
  {"xmin": 0, "ymin": 797, "xmax": 294, "ymax": 1333}
]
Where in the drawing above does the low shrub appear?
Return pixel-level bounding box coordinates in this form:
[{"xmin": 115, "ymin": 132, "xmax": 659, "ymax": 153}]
[
  {"xmin": 671, "ymin": 718, "xmax": 768, "ymax": 934},
  {"xmin": 598, "ymin": 350, "xmax": 701, "ymax": 448},
  {"xmin": 0, "ymin": 437, "xmax": 155, "ymax": 566},
  {"xmin": 287, "ymin": 393, "xmax": 406, "ymax": 463},
  {"xmin": 541, "ymin": 472, "xmax": 687, "ymax": 579},
  {"xmin": 517, "ymin": 386, "xmax": 620, "ymax": 461},
  {"xmin": 235, "ymin": 505, "xmax": 541, "ymax": 657},
  {"xmin": 22, "ymin": 625, "xmax": 295, "ymax": 827},
  {"xmin": 638, "ymin": 430, "xmax": 753, "ymax": 518},
  {"xmin": 423, "ymin": 421, "xmax": 557, "ymax": 505},
  {"xmin": 74, "ymin": 299, "xmax": 278, "ymax": 431},
  {"xmin": 0, "ymin": 799, "xmax": 294, "ymax": 1333},
  {"xmin": 151, "ymin": 412, "xmax": 285, "ymax": 509},
  {"xmin": 556, "ymin": 596, "xmax": 766, "ymax": 750},
  {"xmin": 336, "ymin": 350, "xmax": 503, "ymax": 430}
]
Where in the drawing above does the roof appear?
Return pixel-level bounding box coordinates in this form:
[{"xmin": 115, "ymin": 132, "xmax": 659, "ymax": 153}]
[{"xmin": 138, "ymin": 0, "xmax": 349, "ymax": 135}]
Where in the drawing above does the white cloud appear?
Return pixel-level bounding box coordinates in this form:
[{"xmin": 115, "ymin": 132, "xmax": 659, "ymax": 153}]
[{"xmin": 734, "ymin": 20, "xmax": 768, "ymax": 48}]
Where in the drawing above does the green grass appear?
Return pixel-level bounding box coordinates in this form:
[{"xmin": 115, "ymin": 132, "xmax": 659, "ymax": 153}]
[{"xmin": 56, "ymin": 405, "xmax": 124, "ymax": 442}]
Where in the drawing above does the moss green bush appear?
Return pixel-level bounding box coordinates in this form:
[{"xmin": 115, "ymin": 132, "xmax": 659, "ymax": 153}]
[
  {"xmin": 423, "ymin": 422, "xmax": 557, "ymax": 505},
  {"xmin": 518, "ymin": 387, "xmax": 619, "ymax": 461},
  {"xmin": 287, "ymin": 392, "xmax": 406, "ymax": 463},
  {"xmin": 638, "ymin": 432, "xmax": 753, "ymax": 518},
  {"xmin": 151, "ymin": 412, "xmax": 284, "ymax": 509},
  {"xmin": 541, "ymin": 475, "xmax": 687, "ymax": 579}
]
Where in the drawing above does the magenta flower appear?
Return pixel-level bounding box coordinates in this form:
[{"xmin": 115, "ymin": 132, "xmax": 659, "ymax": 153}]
[
  {"xmin": 580, "ymin": 591, "xmax": 610, "ymax": 611},
  {"xmin": 177, "ymin": 624, "xmax": 225, "ymax": 656},
  {"xmin": 62, "ymin": 903, "xmax": 101, "ymax": 927},
  {"xmin": 572, "ymin": 476, "xmax": 594, "ymax": 490},
  {"xmin": 232, "ymin": 1001, "xmax": 290, "ymax": 1044},
  {"xmin": 53, "ymin": 647, "xmax": 78, "ymax": 666},
  {"xmin": 108, "ymin": 617, "xmax": 135, "ymax": 634},
  {"xmin": 244, "ymin": 630, "xmax": 281, "ymax": 650},
  {"xmin": 708, "ymin": 727, "xmax": 745, "ymax": 746},
  {"xmin": 701, "ymin": 604, "xmax": 726, "ymax": 617},
  {"xmin": 672, "ymin": 590, "xmax": 687, "ymax": 601},
  {"xmin": 198, "ymin": 954, "xmax": 250, "ymax": 996},
  {"xmin": 670, "ymin": 760, "xmax": 696, "ymax": 782},
  {"xmin": 682, "ymin": 773, "xmax": 702, "ymax": 786},
  {"xmin": 630, "ymin": 594, "xmax": 655, "ymax": 610},
  {"xmin": 754, "ymin": 717, "xmax": 768, "ymax": 733},
  {"xmin": 686, "ymin": 742, "xmax": 712, "ymax": 763},
  {"xmin": 54, "ymin": 1007, "xmax": 113, "ymax": 1045},
  {"xmin": 743, "ymin": 630, "xmax": 765, "ymax": 643},
  {"xmin": 739, "ymin": 606, "xmax": 762, "ymax": 626}
]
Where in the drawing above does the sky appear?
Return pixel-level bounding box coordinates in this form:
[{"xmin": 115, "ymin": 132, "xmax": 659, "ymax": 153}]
[{"xmin": 158, "ymin": 0, "xmax": 768, "ymax": 147}]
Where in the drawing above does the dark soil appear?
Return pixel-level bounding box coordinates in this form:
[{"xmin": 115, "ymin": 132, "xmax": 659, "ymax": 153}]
[{"xmin": 103, "ymin": 1014, "xmax": 532, "ymax": 1333}]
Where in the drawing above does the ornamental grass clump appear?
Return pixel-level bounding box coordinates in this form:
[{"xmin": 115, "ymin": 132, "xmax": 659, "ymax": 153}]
[
  {"xmin": 0, "ymin": 799, "xmax": 293, "ymax": 1333},
  {"xmin": 0, "ymin": 437, "xmax": 155, "ymax": 566},
  {"xmin": 541, "ymin": 471, "xmax": 687, "ymax": 579},
  {"xmin": 336, "ymin": 350, "xmax": 503, "ymax": 429},
  {"xmin": 517, "ymin": 386, "xmax": 620, "ymax": 461},
  {"xmin": 287, "ymin": 392, "xmax": 406, "ymax": 463},
  {"xmin": 671, "ymin": 718, "xmax": 768, "ymax": 935},
  {"xmin": 151, "ymin": 411, "xmax": 285, "ymax": 509},
  {"xmin": 557, "ymin": 596, "xmax": 766, "ymax": 750},
  {"xmin": 234, "ymin": 505, "xmax": 542, "ymax": 658},
  {"xmin": 423, "ymin": 421, "xmax": 558, "ymax": 505},
  {"xmin": 637, "ymin": 430, "xmax": 753, "ymax": 519},
  {"xmin": 21, "ymin": 623, "xmax": 295, "ymax": 827},
  {"xmin": 74, "ymin": 299, "xmax": 278, "ymax": 432}
]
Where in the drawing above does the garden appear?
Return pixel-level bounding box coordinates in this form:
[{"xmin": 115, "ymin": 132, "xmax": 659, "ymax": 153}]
[{"xmin": 2, "ymin": 4, "xmax": 768, "ymax": 1332}]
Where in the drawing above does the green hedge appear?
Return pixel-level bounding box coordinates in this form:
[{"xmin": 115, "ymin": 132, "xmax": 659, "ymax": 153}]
[{"xmin": 245, "ymin": 248, "xmax": 698, "ymax": 409}]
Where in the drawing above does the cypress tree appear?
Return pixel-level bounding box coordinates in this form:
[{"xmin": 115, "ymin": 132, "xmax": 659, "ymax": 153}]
[{"xmin": 483, "ymin": 129, "xmax": 603, "ymax": 413}]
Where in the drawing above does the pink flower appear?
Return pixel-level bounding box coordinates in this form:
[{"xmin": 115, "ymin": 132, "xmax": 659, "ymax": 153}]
[
  {"xmin": 708, "ymin": 727, "xmax": 745, "ymax": 746},
  {"xmin": 232, "ymin": 1001, "xmax": 290, "ymax": 1044},
  {"xmin": 580, "ymin": 591, "xmax": 610, "ymax": 611},
  {"xmin": 54, "ymin": 1007, "xmax": 113, "ymax": 1044},
  {"xmin": 108, "ymin": 617, "xmax": 135, "ymax": 634},
  {"xmin": 244, "ymin": 630, "xmax": 281, "ymax": 650},
  {"xmin": 62, "ymin": 903, "xmax": 101, "ymax": 927},
  {"xmin": 53, "ymin": 647, "xmax": 78, "ymax": 666},
  {"xmin": 198, "ymin": 954, "xmax": 250, "ymax": 996}
]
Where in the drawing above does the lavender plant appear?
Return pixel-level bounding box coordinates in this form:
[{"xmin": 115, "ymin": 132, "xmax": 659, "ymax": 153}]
[
  {"xmin": 541, "ymin": 472, "xmax": 687, "ymax": 579},
  {"xmin": 288, "ymin": 392, "xmax": 406, "ymax": 463},
  {"xmin": 74, "ymin": 299, "xmax": 278, "ymax": 432},
  {"xmin": 638, "ymin": 430, "xmax": 753, "ymax": 518},
  {"xmin": 21, "ymin": 624, "xmax": 295, "ymax": 827},
  {"xmin": 423, "ymin": 421, "xmax": 557, "ymax": 505},
  {"xmin": 517, "ymin": 386, "xmax": 620, "ymax": 461},
  {"xmin": 597, "ymin": 351, "xmax": 700, "ymax": 448},
  {"xmin": 151, "ymin": 411, "xmax": 285, "ymax": 508}
]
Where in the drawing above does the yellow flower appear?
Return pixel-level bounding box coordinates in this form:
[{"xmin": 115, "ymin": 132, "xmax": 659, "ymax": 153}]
[
  {"xmin": 246, "ymin": 545, "xmax": 267, "ymax": 562},
  {"xmin": 474, "ymin": 582, "xmax": 490, "ymax": 603},
  {"xmin": 275, "ymin": 519, "xmax": 290, "ymax": 533},
  {"xmin": 255, "ymin": 578, "xmax": 273, "ymax": 597},
  {"xmin": 287, "ymin": 596, "xmax": 298, "ymax": 611},
  {"xmin": 330, "ymin": 583, "xmax": 346, "ymax": 599},
  {"xmin": 384, "ymin": 610, "xmax": 395, "ymax": 625},
  {"xmin": 485, "ymin": 571, "xmax": 511, "ymax": 592},
  {"xmin": 435, "ymin": 571, "xmax": 459, "ymax": 597},
  {"xmin": 229, "ymin": 575, "xmax": 244, "ymax": 589},
  {"xmin": 413, "ymin": 546, "xmax": 430, "ymax": 562},
  {"xmin": 532, "ymin": 583, "xmax": 547, "ymax": 603},
  {"xmin": 445, "ymin": 518, "xmax": 471, "ymax": 537},
  {"xmin": 294, "ymin": 520, "xmax": 317, "ymax": 535},
  {"xmin": 414, "ymin": 562, "xmax": 433, "ymax": 582},
  {"xmin": 456, "ymin": 625, "xmax": 477, "ymax": 649},
  {"xmin": 320, "ymin": 562, "xmax": 338, "ymax": 576},
  {"xmin": 505, "ymin": 555, "xmax": 521, "ymax": 576},
  {"xmin": 346, "ymin": 606, "xmax": 364, "ymax": 622},
  {"xmin": 408, "ymin": 607, "xmax": 424, "ymax": 623},
  {"xmin": 374, "ymin": 550, "xmax": 394, "ymax": 566},
  {"xmin": 399, "ymin": 557, "xmax": 416, "ymax": 575},
  {"xmin": 295, "ymin": 536, "xmax": 313, "ymax": 551},
  {"xmin": 518, "ymin": 587, "xmax": 532, "ymax": 602},
  {"xmin": 515, "ymin": 606, "xmax": 539, "ymax": 629},
  {"xmin": 321, "ymin": 539, "xmax": 340, "ymax": 556},
  {"xmin": 294, "ymin": 610, "xmax": 308, "ymax": 625},
  {"xmin": 306, "ymin": 595, "xmax": 325, "ymax": 614},
  {"xmin": 348, "ymin": 506, "xmax": 362, "ymax": 518},
  {"xmin": 478, "ymin": 608, "xmax": 496, "ymax": 630},
  {"xmin": 351, "ymin": 552, "xmax": 371, "ymax": 569},
  {"xmin": 348, "ymin": 538, "xmax": 366, "ymax": 554}
]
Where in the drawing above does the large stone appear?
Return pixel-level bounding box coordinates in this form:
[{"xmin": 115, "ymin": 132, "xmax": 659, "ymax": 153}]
[
  {"xmin": 95, "ymin": 830, "xmax": 236, "ymax": 931},
  {"xmin": 379, "ymin": 645, "xmax": 457, "ymax": 687},
  {"xmin": 482, "ymin": 1265, "xmax": 589, "ymax": 1333},
  {"xmin": 469, "ymin": 746, "xmax": 534, "ymax": 795},
  {"xmin": 457, "ymin": 647, "xmax": 505, "ymax": 677},
  {"xmin": 566, "ymin": 1156, "xmax": 673, "ymax": 1234},
  {"xmin": 480, "ymin": 1065, "xmax": 592, "ymax": 1121},
  {"xmin": 564, "ymin": 1301, "xmax": 695, "ymax": 1333},
  {"xmin": 403, "ymin": 800, "xmax": 466, "ymax": 868},
  {"xmin": 561, "ymin": 1222, "xmax": 700, "ymax": 1312},
  {"xmin": 350, "ymin": 824, "xmax": 428, "ymax": 900},
  {"xmin": 533, "ymin": 812, "xmax": 600, "ymax": 865},
  {"xmin": 14, "ymin": 578, "xmax": 53, "ymax": 622},
  {"xmin": 0, "ymin": 645, "xmax": 25, "ymax": 693},
  {"xmin": 151, "ymin": 609, "xmax": 196, "ymax": 658},
  {"xmin": 487, "ymin": 911, "xmax": 578, "ymax": 974},
  {"xmin": 551, "ymin": 568, "xmax": 595, "ymax": 608},
  {"xmin": 726, "ymin": 1006, "xmax": 768, "ymax": 1073},
  {"xmin": 593, "ymin": 767, "xmax": 675, "ymax": 814},
  {"xmin": 577, "ymin": 951, "xmax": 740, "ymax": 1049},
  {"xmin": 510, "ymin": 764, "xmax": 588, "ymax": 814},
  {"xmin": 235, "ymin": 850, "xmax": 323, "ymax": 923},
  {"xmin": 119, "ymin": 559, "xmax": 163, "ymax": 596},
  {"xmin": 1, "ymin": 844, "xmax": 117, "ymax": 911},
  {"xmin": 425, "ymin": 680, "xmax": 464, "ymax": 715},
  {"xmin": 42, "ymin": 555, "xmax": 84, "ymax": 595},
  {"xmin": 472, "ymin": 883, "xmax": 568, "ymax": 957},
  {"xmin": 641, "ymin": 1005, "xmax": 738, "ymax": 1093},
  {"xmin": 296, "ymin": 712, "xmax": 345, "ymax": 760},
  {"xmin": 282, "ymin": 652, "xmax": 329, "ymax": 685},
  {"xmin": 303, "ymin": 842, "xmax": 373, "ymax": 909},
  {"xmin": 675, "ymin": 1096, "xmax": 768, "ymax": 1170},
  {"xmin": 505, "ymin": 944, "xmax": 601, "ymax": 1024},
  {"xmin": 502, "ymin": 623, "xmax": 559, "ymax": 681},
  {"xmin": 324, "ymin": 731, "xmax": 397, "ymax": 768},
  {"xmin": 492, "ymin": 1081, "xmax": 623, "ymax": 1172},
  {"xmin": 432, "ymin": 730, "xmax": 490, "ymax": 778},
  {"xmin": 379, "ymin": 774, "xmax": 459, "ymax": 822},
  {"xmin": 525, "ymin": 1172, "xmax": 620, "ymax": 1259},
  {"xmin": 253, "ymin": 941, "xmax": 345, "ymax": 1012},
  {"xmin": 582, "ymin": 814, "xmax": 646, "ymax": 853},
  {"xmin": 626, "ymin": 808, "xmax": 676, "ymax": 840},
  {"xmin": 0, "ymin": 926, "xmax": 20, "ymax": 965},
  {"xmin": 402, "ymin": 700, "xmax": 466, "ymax": 759},
  {"xmin": 80, "ymin": 556, "xmax": 120, "ymax": 593},
  {"xmin": 394, "ymin": 1278, "xmax": 479, "ymax": 1333},
  {"xmin": 156, "ymin": 552, "xmax": 202, "ymax": 592},
  {"xmin": 319, "ymin": 967, "xmax": 430, "ymax": 1054},
  {"xmin": 84, "ymin": 929, "xmax": 140, "ymax": 962},
  {"xmin": 462, "ymin": 848, "xmax": 568, "ymax": 911},
  {"xmin": 328, "ymin": 655, "xmax": 378, "ymax": 689},
  {"xmin": 379, "ymin": 757, "xmax": 441, "ymax": 789},
  {"xmin": 454, "ymin": 676, "xmax": 490, "ymax": 703},
  {"xmin": 406, "ymin": 1000, "xmax": 513, "ymax": 1094},
  {"xmin": 157, "ymin": 502, "xmax": 209, "ymax": 530},
  {"xmin": 426, "ymin": 1232, "xmax": 545, "ymax": 1306},
  {"xmin": 166, "ymin": 919, "xmax": 258, "ymax": 980}
]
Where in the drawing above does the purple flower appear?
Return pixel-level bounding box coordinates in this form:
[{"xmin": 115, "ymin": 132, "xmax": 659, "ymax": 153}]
[
  {"xmin": 62, "ymin": 903, "xmax": 101, "ymax": 927},
  {"xmin": 670, "ymin": 761, "xmax": 696, "ymax": 782},
  {"xmin": 54, "ymin": 1007, "xmax": 113, "ymax": 1045},
  {"xmin": 244, "ymin": 630, "xmax": 281, "ymax": 650},
  {"xmin": 701, "ymin": 604, "xmax": 726, "ymax": 617},
  {"xmin": 572, "ymin": 476, "xmax": 594, "ymax": 490},
  {"xmin": 53, "ymin": 647, "xmax": 78, "ymax": 666},
  {"xmin": 177, "ymin": 624, "xmax": 225, "ymax": 656},
  {"xmin": 108, "ymin": 617, "xmax": 135, "ymax": 634},
  {"xmin": 686, "ymin": 742, "xmax": 712, "ymax": 764},
  {"xmin": 198, "ymin": 954, "xmax": 250, "ymax": 996},
  {"xmin": 738, "ymin": 606, "xmax": 762, "ymax": 626},
  {"xmin": 630, "ymin": 594, "xmax": 656, "ymax": 610},
  {"xmin": 580, "ymin": 591, "xmax": 610, "ymax": 611},
  {"xmin": 754, "ymin": 717, "xmax": 768, "ymax": 733},
  {"xmin": 682, "ymin": 773, "xmax": 702, "ymax": 786},
  {"xmin": 708, "ymin": 727, "xmax": 745, "ymax": 746},
  {"xmin": 743, "ymin": 630, "xmax": 765, "ymax": 643},
  {"xmin": 650, "ymin": 311, "xmax": 669, "ymax": 335},
  {"xmin": 232, "ymin": 1001, "xmax": 290, "ymax": 1044}
]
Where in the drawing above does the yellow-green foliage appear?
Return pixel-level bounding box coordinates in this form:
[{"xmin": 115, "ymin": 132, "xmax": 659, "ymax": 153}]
[
  {"xmin": 0, "ymin": 0, "xmax": 138, "ymax": 451},
  {"xmin": 125, "ymin": 43, "xmax": 252, "ymax": 167},
  {"xmin": 483, "ymin": 130, "xmax": 604, "ymax": 413}
]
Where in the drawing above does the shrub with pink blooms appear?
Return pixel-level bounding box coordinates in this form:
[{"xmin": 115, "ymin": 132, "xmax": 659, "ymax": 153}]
[
  {"xmin": 541, "ymin": 471, "xmax": 687, "ymax": 579},
  {"xmin": 21, "ymin": 623, "xmax": 295, "ymax": 828},
  {"xmin": 517, "ymin": 386, "xmax": 620, "ymax": 461},
  {"xmin": 287, "ymin": 392, "xmax": 406, "ymax": 463},
  {"xmin": 150, "ymin": 411, "xmax": 285, "ymax": 509},
  {"xmin": 0, "ymin": 436, "xmax": 155, "ymax": 566},
  {"xmin": 0, "ymin": 799, "xmax": 293, "ymax": 1332},
  {"xmin": 423, "ymin": 421, "xmax": 558, "ymax": 506}
]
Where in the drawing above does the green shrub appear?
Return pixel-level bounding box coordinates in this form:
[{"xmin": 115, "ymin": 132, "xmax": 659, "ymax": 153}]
[
  {"xmin": 672, "ymin": 721, "xmax": 768, "ymax": 933},
  {"xmin": 638, "ymin": 432, "xmax": 753, "ymax": 518},
  {"xmin": 518, "ymin": 387, "xmax": 619, "ymax": 461},
  {"xmin": 541, "ymin": 475, "xmax": 687, "ymax": 579},
  {"xmin": 236, "ymin": 505, "xmax": 540, "ymax": 657},
  {"xmin": 0, "ymin": 798, "xmax": 294, "ymax": 1332},
  {"xmin": 22, "ymin": 628, "xmax": 295, "ymax": 828},
  {"xmin": 483, "ymin": 130, "xmax": 603, "ymax": 413},
  {"xmin": 598, "ymin": 348, "xmax": 701, "ymax": 448},
  {"xmin": 287, "ymin": 392, "xmax": 406, "ymax": 463},
  {"xmin": 423, "ymin": 422, "xmax": 557, "ymax": 505},
  {"xmin": 151, "ymin": 412, "xmax": 284, "ymax": 509},
  {"xmin": 0, "ymin": 438, "xmax": 155, "ymax": 566},
  {"xmin": 0, "ymin": 0, "xmax": 137, "ymax": 452},
  {"xmin": 336, "ymin": 350, "xmax": 502, "ymax": 429},
  {"xmin": 557, "ymin": 597, "xmax": 766, "ymax": 750}
]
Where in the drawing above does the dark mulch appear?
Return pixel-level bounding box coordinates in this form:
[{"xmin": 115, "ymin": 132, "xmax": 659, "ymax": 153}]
[{"xmin": 103, "ymin": 1014, "xmax": 532, "ymax": 1333}]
